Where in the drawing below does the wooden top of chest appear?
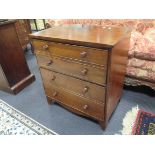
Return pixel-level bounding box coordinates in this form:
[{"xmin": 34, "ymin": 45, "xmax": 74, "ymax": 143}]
[{"xmin": 30, "ymin": 24, "xmax": 131, "ymax": 49}]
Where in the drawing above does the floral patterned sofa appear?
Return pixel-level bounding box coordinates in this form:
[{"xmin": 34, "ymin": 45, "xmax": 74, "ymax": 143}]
[{"xmin": 46, "ymin": 19, "xmax": 155, "ymax": 89}]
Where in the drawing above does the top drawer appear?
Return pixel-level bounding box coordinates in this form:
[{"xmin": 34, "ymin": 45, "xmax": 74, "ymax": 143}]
[{"xmin": 32, "ymin": 39, "xmax": 108, "ymax": 67}]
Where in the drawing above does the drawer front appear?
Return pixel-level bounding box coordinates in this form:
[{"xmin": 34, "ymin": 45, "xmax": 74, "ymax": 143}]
[
  {"xmin": 36, "ymin": 55, "xmax": 106, "ymax": 86},
  {"xmin": 33, "ymin": 39, "xmax": 108, "ymax": 66},
  {"xmin": 40, "ymin": 68, "xmax": 105, "ymax": 102},
  {"xmin": 44, "ymin": 84, "xmax": 105, "ymax": 121}
]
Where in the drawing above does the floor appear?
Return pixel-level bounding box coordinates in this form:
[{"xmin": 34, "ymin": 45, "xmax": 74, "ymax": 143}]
[{"xmin": 0, "ymin": 50, "xmax": 155, "ymax": 135}]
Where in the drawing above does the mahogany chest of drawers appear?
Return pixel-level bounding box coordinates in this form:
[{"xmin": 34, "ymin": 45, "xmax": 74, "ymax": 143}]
[{"xmin": 30, "ymin": 25, "xmax": 131, "ymax": 129}]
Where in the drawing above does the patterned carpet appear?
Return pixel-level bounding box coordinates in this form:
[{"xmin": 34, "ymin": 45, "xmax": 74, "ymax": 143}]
[
  {"xmin": 132, "ymin": 110, "xmax": 155, "ymax": 135},
  {"xmin": 0, "ymin": 99, "xmax": 57, "ymax": 135},
  {"xmin": 122, "ymin": 107, "xmax": 155, "ymax": 135}
]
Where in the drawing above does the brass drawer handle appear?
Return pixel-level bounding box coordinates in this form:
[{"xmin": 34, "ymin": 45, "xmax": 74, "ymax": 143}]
[
  {"xmin": 42, "ymin": 44, "xmax": 49, "ymax": 50},
  {"xmin": 81, "ymin": 68, "xmax": 88, "ymax": 75},
  {"xmin": 83, "ymin": 104, "xmax": 88, "ymax": 110},
  {"xmin": 53, "ymin": 91, "xmax": 58, "ymax": 97},
  {"xmin": 83, "ymin": 86, "xmax": 89, "ymax": 94},
  {"xmin": 51, "ymin": 75, "xmax": 56, "ymax": 81},
  {"xmin": 80, "ymin": 51, "xmax": 87, "ymax": 58},
  {"xmin": 46, "ymin": 60, "xmax": 53, "ymax": 66}
]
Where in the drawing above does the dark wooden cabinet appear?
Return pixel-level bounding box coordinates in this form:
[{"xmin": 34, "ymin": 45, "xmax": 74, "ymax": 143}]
[
  {"xmin": 30, "ymin": 25, "xmax": 131, "ymax": 129},
  {"xmin": 0, "ymin": 20, "xmax": 35, "ymax": 94}
]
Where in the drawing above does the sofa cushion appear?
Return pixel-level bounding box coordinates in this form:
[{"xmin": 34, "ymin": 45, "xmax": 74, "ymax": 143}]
[
  {"xmin": 129, "ymin": 28, "xmax": 155, "ymax": 60},
  {"xmin": 126, "ymin": 66, "xmax": 155, "ymax": 82},
  {"xmin": 128, "ymin": 58, "xmax": 155, "ymax": 72}
]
